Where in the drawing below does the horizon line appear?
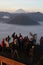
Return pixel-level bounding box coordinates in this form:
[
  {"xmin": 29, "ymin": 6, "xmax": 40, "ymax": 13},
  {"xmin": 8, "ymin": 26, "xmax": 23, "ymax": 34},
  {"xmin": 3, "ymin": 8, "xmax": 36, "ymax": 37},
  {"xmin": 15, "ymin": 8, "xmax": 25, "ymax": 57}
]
[
  {"xmin": 0, "ymin": 11, "xmax": 43, "ymax": 14},
  {"xmin": 0, "ymin": 8, "xmax": 43, "ymax": 13}
]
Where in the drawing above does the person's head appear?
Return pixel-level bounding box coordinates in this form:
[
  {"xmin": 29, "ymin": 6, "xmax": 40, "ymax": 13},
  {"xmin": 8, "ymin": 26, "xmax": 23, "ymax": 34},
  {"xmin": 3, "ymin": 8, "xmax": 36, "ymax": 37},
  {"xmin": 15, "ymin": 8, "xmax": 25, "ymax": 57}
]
[
  {"xmin": 5, "ymin": 37, "xmax": 8, "ymax": 41},
  {"xmin": 14, "ymin": 32, "xmax": 15, "ymax": 34},
  {"xmin": 7, "ymin": 35, "xmax": 9, "ymax": 38},
  {"xmin": 29, "ymin": 32, "xmax": 33, "ymax": 36},
  {"xmin": 19, "ymin": 33, "xmax": 21, "ymax": 35},
  {"xmin": 19, "ymin": 33, "xmax": 22, "ymax": 37},
  {"xmin": 7, "ymin": 35, "xmax": 10, "ymax": 41},
  {"xmin": 12, "ymin": 32, "xmax": 15, "ymax": 38}
]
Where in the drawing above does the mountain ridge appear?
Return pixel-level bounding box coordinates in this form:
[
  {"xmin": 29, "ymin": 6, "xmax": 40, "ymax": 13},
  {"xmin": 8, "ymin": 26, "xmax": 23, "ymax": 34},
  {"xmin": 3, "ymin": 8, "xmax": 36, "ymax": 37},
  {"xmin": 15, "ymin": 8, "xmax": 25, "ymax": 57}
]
[
  {"xmin": 0, "ymin": 10, "xmax": 43, "ymax": 24},
  {"xmin": 15, "ymin": 9, "xmax": 25, "ymax": 13},
  {"xmin": 8, "ymin": 14, "xmax": 39, "ymax": 25}
]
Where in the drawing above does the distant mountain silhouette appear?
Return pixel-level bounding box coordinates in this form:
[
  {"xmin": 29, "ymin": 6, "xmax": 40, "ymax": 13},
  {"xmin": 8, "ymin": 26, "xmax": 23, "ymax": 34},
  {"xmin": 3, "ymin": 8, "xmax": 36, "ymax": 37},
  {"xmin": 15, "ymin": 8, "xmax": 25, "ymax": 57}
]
[
  {"xmin": 0, "ymin": 11, "xmax": 43, "ymax": 24},
  {"xmin": 15, "ymin": 9, "xmax": 25, "ymax": 13},
  {"xmin": 10, "ymin": 12, "xmax": 43, "ymax": 21},
  {"xmin": 0, "ymin": 12, "xmax": 11, "ymax": 17},
  {"xmin": 27, "ymin": 12, "xmax": 43, "ymax": 21},
  {"xmin": 8, "ymin": 14, "xmax": 39, "ymax": 25},
  {"xmin": 0, "ymin": 12, "xmax": 11, "ymax": 23}
]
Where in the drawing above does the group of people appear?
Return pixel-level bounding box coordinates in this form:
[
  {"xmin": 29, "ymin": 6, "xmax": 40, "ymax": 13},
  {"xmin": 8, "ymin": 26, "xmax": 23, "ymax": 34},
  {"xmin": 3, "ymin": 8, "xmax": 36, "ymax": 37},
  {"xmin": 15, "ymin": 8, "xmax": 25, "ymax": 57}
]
[
  {"xmin": 0, "ymin": 32, "xmax": 37, "ymax": 48},
  {"xmin": 0, "ymin": 32, "xmax": 43, "ymax": 58},
  {"xmin": 0, "ymin": 32, "xmax": 37, "ymax": 57}
]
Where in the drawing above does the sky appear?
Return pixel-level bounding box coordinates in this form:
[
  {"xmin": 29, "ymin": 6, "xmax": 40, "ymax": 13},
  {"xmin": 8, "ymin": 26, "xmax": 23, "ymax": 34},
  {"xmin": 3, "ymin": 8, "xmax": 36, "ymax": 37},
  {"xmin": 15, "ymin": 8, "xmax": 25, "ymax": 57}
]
[{"xmin": 0, "ymin": 0, "xmax": 43, "ymax": 12}]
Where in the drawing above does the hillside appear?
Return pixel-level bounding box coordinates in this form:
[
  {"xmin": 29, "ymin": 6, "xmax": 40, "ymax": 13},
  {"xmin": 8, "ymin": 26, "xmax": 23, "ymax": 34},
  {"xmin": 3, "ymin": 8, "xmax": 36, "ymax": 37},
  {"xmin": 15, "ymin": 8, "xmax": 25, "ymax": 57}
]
[
  {"xmin": 27, "ymin": 12, "xmax": 43, "ymax": 21},
  {"xmin": 0, "ymin": 11, "xmax": 43, "ymax": 24},
  {"xmin": 8, "ymin": 14, "xmax": 39, "ymax": 25}
]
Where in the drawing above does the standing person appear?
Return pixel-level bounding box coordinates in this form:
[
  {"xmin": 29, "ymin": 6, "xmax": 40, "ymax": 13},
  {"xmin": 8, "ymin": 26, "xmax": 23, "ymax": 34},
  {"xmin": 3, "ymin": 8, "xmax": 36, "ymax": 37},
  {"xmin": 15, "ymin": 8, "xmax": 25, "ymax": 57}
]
[
  {"xmin": 7, "ymin": 35, "xmax": 11, "ymax": 42},
  {"xmin": 18, "ymin": 33, "xmax": 23, "ymax": 51},
  {"xmin": 12, "ymin": 32, "xmax": 16, "ymax": 43},
  {"xmin": 5, "ymin": 37, "xmax": 9, "ymax": 48},
  {"xmin": 1, "ymin": 38, "xmax": 5, "ymax": 47},
  {"xmin": 5, "ymin": 36, "xmax": 11, "ymax": 53},
  {"xmin": 1, "ymin": 38, "xmax": 5, "ymax": 52},
  {"xmin": 12, "ymin": 37, "xmax": 19, "ymax": 58},
  {"xmin": 5, "ymin": 35, "xmax": 10, "ymax": 48},
  {"xmin": 29, "ymin": 32, "xmax": 37, "ymax": 45},
  {"xmin": 40, "ymin": 37, "xmax": 43, "ymax": 45}
]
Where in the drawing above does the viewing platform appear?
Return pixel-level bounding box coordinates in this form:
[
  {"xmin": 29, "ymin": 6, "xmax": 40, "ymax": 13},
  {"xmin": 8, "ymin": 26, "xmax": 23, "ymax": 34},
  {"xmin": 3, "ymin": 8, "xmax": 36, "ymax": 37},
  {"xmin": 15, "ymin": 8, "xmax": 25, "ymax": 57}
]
[{"xmin": 0, "ymin": 56, "xmax": 25, "ymax": 65}]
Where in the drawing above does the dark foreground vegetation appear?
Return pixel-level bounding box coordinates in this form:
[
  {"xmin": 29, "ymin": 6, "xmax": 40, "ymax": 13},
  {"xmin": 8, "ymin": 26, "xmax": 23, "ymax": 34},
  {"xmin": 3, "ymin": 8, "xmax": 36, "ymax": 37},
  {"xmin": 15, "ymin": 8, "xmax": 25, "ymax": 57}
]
[{"xmin": 0, "ymin": 32, "xmax": 43, "ymax": 65}]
